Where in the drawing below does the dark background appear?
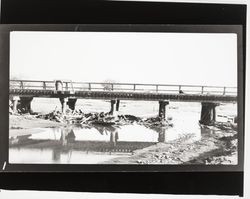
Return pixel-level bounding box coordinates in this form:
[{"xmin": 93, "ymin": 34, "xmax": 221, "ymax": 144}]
[{"xmin": 0, "ymin": 0, "xmax": 246, "ymax": 196}]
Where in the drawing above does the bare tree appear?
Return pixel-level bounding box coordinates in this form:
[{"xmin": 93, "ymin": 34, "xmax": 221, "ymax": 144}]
[{"xmin": 101, "ymin": 79, "xmax": 116, "ymax": 91}]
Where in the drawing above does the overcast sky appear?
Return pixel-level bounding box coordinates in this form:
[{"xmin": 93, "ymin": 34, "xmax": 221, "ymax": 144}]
[{"xmin": 10, "ymin": 31, "xmax": 237, "ymax": 87}]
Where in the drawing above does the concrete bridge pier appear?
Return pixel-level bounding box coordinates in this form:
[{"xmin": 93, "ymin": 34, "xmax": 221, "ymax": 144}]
[
  {"xmin": 199, "ymin": 102, "xmax": 219, "ymax": 125},
  {"xmin": 110, "ymin": 100, "xmax": 116, "ymax": 115},
  {"xmin": 10, "ymin": 96, "xmax": 20, "ymax": 113},
  {"xmin": 67, "ymin": 98, "xmax": 77, "ymax": 111},
  {"xmin": 110, "ymin": 99, "xmax": 120, "ymax": 114},
  {"xmin": 109, "ymin": 100, "xmax": 120, "ymax": 115},
  {"xmin": 158, "ymin": 100, "xmax": 169, "ymax": 119},
  {"xmin": 59, "ymin": 97, "xmax": 67, "ymax": 114},
  {"xmin": 116, "ymin": 100, "xmax": 120, "ymax": 111},
  {"xmin": 19, "ymin": 97, "xmax": 33, "ymax": 113}
]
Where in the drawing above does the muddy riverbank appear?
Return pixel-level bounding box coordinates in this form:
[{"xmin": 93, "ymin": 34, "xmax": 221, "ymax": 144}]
[
  {"xmin": 102, "ymin": 129, "xmax": 237, "ymax": 164},
  {"xmin": 9, "ymin": 115, "xmax": 65, "ymax": 137}
]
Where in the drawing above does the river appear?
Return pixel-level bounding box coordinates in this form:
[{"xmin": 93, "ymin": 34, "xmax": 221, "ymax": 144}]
[{"xmin": 9, "ymin": 99, "xmax": 237, "ymax": 164}]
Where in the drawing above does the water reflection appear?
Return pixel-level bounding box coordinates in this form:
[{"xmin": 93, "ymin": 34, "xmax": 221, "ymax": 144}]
[
  {"xmin": 144, "ymin": 125, "xmax": 166, "ymax": 143},
  {"xmin": 52, "ymin": 128, "xmax": 76, "ymax": 162},
  {"xmin": 9, "ymin": 124, "xmax": 213, "ymax": 164},
  {"xmin": 9, "ymin": 122, "xmax": 210, "ymax": 164},
  {"xmin": 51, "ymin": 127, "xmax": 121, "ymax": 163},
  {"xmin": 60, "ymin": 128, "xmax": 76, "ymax": 145},
  {"xmin": 9, "ymin": 125, "xmax": 167, "ymax": 150},
  {"xmin": 9, "ymin": 134, "xmax": 31, "ymax": 145},
  {"xmin": 9, "ymin": 122, "xmax": 207, "ymax": 149},
  {"xmin": 52, "ymin": 147, "xmax": 61, "ymax": 162},
  {"xmin": 158, "ymin": 129, "xmax": 166, "ymax": 143},
  {"xmin": 110, "ymin": 131, "xmax": 119, "ymax": 147}
]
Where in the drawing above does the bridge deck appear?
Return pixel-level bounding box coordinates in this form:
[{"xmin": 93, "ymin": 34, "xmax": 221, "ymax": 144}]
[
  {"xmin": 9, "ymin": 80, "xmax": 237, "ymax": 103},
  {"xmin": 9, "ymin": 89, "xmax": 237, "ymax": 103}
]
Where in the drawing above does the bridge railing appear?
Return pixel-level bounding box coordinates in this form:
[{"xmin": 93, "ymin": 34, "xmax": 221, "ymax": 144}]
[{"xmin": 9, "ymin": 80, "xmax": 237, "ymax": 96}]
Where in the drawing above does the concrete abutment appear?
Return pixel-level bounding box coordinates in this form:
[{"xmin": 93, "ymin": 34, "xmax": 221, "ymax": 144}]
[
  {"xmin": 67, "ymin": 98, "xmax": 77, "ymax": 111},
  {"xmin": 10, "ymin": 96, "xmax": 34, "ymax": 114},
  {"xmin": 18, "ymin": 97, "xmax": 33, "ymax": 113},
  {"xmin": 199, "ymin": 102, "xmax": 219, "ymax": 125},
  {"xmin": 59, "ymin": 98, "xmax": 67, "ymax": 114},
  {"xmin": 110, "ymin": 100, "xmax": 116, "ymax": 115},
  {"xmin": 158, "ymin": 100, "xmax": 169, "ymax": 119},
  {"xmin": 10, "ymin": 96, "xmax": 19, "ymax": 113},
  {"xmin": 59, "ymin": 97, "xmax": 78, "ymax": 113}
]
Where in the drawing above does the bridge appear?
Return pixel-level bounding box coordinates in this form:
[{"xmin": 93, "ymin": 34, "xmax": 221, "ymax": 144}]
[{"xmin": 9, "ymin": 80, "xmax": 237, "ymax": 125}]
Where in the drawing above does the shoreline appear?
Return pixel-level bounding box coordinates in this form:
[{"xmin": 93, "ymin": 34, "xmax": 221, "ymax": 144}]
[
  {"xmin": 101, "ymin": 130, "xmax": 237, "ymax": 164},
  {"xmin": 9, "ymin": 115, "xmax": 65, "ymax": 137}
]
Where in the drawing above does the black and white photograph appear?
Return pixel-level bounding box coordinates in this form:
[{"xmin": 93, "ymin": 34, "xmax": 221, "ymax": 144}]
[{"xmin": 8, "ymin": 30, "xmax": 238, "ymax": 165}]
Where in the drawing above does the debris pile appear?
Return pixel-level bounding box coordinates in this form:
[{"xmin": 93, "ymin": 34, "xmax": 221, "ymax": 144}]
[
  {"xmin": 213, "ymin": 121, "xmax": 237, "ymax": 131},
  {"xmin": 143, "ymin": 116, "xmax": 173, "ymax": 128},
  {"xmin": 36, "ymin": 108, "xmax": 173, "ymax": 128}
]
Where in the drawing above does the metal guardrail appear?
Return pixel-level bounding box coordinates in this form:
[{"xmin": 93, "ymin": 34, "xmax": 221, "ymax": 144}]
[{"xmin": 9, "ymin": 80, "xmax": 237, "ymax": 96}]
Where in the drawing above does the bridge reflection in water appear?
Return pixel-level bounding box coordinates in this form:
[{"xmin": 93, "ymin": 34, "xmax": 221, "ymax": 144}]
[{"xmin": 9, "ymin": 124, "xmax": 176, "ymax": 163}]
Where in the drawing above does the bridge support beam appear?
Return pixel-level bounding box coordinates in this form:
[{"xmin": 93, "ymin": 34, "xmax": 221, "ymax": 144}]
[
  {"xmin": 199, "ymin": 102, "xmax": 219, "ymax": 125},
  {"xmin": 19, "ymin": 97, "xmax": 33, "ymax": 113},
  {"xmin": 10, "ymin": 96, "xmax": 19, "ymax": 113},
  {"xmin": 116, "ymin": 100, "xmax": 120, "ymax": 111},
  {"xmin": 59, "ymin": 97, "xmax": 67, "ymax": 114},
  {"xmin": 110, "ymin": 100, "xmax": 116, "ymax": 115},
  {"xmin": 110, "ymin": 99, "xmax": 120, "ymax": 114},
  {"xmin": 67, "ymin": 98, "xmax": 77, "ymax": 111},
  {"xmin": 158, "ymin": 100, "xmax": 169, "ymax": 119}
]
